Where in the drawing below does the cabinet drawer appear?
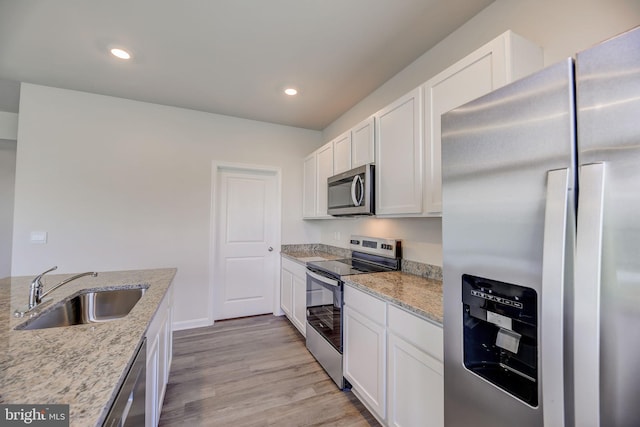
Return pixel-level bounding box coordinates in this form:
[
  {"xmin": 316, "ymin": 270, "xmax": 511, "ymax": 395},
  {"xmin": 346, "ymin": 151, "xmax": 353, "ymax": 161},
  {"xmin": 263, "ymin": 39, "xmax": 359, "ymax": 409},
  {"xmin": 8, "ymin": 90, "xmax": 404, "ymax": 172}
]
[
  {"xmin": 388, "ymin": 304, "xmax": 443, "ymax": 361},
  {"xmin": 345, "ymin": 285, "xmax": 386, "ymax": 325},
  {"xmin": 281, "ymin": 257, "xmax": 307, "ymax": 278}
]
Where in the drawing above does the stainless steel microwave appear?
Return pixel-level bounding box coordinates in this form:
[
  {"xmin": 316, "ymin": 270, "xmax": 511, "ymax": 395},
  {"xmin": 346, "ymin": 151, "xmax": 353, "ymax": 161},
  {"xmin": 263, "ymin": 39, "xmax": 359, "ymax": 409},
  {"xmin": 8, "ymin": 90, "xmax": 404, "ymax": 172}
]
[{"xmin": 327, "ymin": 164, "xmax": 374, "ymax": 216}]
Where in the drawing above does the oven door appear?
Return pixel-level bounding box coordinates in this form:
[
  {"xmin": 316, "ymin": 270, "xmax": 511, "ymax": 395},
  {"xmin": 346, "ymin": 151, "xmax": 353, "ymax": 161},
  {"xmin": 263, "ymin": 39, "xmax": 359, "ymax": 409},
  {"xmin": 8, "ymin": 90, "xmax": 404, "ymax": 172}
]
[{"xmin": 306, "ymin": 268, "xmax": 343, "ymax": 352}]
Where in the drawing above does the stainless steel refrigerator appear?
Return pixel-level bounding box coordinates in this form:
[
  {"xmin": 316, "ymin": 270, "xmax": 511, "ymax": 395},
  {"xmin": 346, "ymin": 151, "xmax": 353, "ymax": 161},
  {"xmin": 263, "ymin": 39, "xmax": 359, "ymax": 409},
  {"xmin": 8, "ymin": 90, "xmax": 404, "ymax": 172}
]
[{"xmin": 441, "ymin": 26, "xmax": 640, "ymax": 427}]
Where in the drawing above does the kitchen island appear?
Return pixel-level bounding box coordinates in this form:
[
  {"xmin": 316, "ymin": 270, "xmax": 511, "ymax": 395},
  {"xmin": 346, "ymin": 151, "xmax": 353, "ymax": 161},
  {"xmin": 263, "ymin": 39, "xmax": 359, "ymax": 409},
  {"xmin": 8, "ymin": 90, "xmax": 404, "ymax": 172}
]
[{"xmin": 0, "ymin": 268, "xmax": 176, "ymax": 427}]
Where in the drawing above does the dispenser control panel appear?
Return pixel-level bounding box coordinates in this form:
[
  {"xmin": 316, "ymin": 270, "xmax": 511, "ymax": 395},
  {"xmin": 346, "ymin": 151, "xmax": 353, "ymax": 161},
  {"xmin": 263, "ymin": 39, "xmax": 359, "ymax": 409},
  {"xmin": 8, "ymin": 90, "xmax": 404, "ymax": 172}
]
[{"xmin": 461, "ymin": 274, "xmax": 538, "ymax": 406}]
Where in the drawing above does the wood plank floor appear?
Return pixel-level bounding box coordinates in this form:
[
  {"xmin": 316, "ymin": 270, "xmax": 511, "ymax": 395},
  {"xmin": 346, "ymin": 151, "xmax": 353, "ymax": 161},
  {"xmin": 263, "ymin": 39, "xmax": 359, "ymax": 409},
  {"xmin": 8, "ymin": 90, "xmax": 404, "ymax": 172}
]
[{"xmin": 159, "ymin": 314, "xmax": 380, "ymax": 427}]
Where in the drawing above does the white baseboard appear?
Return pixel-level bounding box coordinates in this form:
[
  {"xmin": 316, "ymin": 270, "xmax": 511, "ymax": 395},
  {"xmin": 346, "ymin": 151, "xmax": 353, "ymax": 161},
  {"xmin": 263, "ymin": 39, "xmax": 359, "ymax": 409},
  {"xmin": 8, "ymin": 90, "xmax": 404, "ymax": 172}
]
[{"xmin": 172, "ymin": 317, "xmax": 212, "ymax": 331}]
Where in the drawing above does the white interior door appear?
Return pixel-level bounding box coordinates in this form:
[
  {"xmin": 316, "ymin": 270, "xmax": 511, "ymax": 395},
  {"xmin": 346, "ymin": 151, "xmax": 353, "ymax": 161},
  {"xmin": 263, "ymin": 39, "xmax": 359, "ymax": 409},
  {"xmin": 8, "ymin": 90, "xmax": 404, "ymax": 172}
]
[{"xmin": 213, "ymin": 165, "xmax": 279, "ymax": 320}]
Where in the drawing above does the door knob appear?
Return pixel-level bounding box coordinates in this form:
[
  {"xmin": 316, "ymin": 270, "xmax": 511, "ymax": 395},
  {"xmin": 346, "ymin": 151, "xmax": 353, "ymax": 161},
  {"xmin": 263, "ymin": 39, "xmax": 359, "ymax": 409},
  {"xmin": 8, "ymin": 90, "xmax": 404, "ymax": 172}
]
[{"xmin": 268, "ymin": 247, "xmax": 273, "ymax": 252}]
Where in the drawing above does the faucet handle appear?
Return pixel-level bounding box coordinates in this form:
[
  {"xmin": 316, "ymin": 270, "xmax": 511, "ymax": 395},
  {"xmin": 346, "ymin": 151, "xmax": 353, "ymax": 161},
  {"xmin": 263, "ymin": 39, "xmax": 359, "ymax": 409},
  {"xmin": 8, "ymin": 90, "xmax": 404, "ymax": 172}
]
[
  {"xmin": 28, "ymin": 266, "xmax": 58, "ymax": 309},
  {"xmin": 31, "ymin": 266, "xmax": 58, "ymax": 286}
]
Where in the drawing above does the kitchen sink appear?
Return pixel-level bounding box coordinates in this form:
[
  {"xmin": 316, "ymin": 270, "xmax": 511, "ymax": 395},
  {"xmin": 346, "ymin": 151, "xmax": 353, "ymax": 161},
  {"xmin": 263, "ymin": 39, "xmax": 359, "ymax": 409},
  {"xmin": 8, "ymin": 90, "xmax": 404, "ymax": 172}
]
[{"xmin": 15, "ymin": 286, "xmax": 148, "ymax": 330}]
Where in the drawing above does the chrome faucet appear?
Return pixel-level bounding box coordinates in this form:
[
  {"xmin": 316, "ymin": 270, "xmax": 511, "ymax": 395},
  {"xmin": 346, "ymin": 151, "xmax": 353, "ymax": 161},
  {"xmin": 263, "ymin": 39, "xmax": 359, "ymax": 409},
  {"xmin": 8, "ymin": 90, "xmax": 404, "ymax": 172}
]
[{"xmin": 28, "ymin": 266, "xmax": 98, "ymax": 309}]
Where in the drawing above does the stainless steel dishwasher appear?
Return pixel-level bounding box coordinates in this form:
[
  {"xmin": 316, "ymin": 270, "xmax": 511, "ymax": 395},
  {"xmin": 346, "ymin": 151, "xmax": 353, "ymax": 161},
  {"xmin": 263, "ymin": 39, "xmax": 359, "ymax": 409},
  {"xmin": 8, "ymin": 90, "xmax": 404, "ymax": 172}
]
[{"xmin": 104, "ymin": 338, "xmax": 146, "ymax": 426}]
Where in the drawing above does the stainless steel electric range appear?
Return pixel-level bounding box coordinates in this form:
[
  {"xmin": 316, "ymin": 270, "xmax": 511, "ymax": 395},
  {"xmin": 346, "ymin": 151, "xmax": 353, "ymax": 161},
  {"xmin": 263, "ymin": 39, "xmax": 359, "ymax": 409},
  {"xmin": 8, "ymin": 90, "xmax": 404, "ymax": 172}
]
[{"xmin": 305, "ymin": 235, "xmax": 401, "ymax": 389}]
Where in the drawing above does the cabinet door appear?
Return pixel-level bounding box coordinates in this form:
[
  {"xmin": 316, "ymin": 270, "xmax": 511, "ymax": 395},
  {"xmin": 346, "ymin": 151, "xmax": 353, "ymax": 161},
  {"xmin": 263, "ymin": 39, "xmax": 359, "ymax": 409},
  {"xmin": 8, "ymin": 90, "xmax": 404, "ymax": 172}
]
[
  {"xmin": 291, "ymin": 274, "xmax": 307, "ymax": 336},
  {"xmin": 375, "ymin": 87, "xmax": 423, "ymax": 216},
  {"xmin": 280, "ymin": 267, "xmax": 293, "ymax": 317},
  {"xmin": 146, "ymin": 335, "xmax": 160, "ymax": 427},
  {"xmin": 302, "ymin": 153, "xmax": 317, "ymax": 218},
  {"xmin": 424, "ymin": 46, "xmax": 499, "ymax": 215},
  {"xmin": 351, "ymin": 116, "xmax": 375, "ymax": 168},
  {"xmin": 166, "ymin": 291, "xmax": 173, "ymax": 372},
  {"xmin": 388, "ymin": 332, "xmax": 444, "ymax": 427},
  {"xmin": 315, "ymin": 143, "xmax": 334, "ymax": 217},
  {"xmin": 343, "ymin": 304, "xmax": 386, "ymax": 419},
  {"xmin": 424, "ymin": 32, "xmax": 541, "ymax": 214},
  {"xmin": 157, "ymin": 318, "xmax": 168, "ymax": 412},
  {"xmin": 333, "ymin": 131, "xmax": 352, "ymax": 174}
]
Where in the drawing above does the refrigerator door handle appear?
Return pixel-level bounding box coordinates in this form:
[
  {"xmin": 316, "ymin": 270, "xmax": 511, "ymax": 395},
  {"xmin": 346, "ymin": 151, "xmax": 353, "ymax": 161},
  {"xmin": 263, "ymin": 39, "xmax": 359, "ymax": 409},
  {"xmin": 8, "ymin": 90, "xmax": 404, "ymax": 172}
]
[
  {"xmin": 541, "ymin": 167, "xmax": 570, "ymax": 427},
  {"xmin": 574, "ymin": 162, "xmax": 605, "ymax": 427}
]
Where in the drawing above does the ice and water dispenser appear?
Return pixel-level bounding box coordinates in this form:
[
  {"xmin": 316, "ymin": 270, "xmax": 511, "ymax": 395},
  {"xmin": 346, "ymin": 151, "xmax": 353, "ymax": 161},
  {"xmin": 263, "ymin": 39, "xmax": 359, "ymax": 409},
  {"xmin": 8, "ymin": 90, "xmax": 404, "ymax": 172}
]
[{"xmin": 462, "ymin": 274, "xmax": 538, "ymax": 406}]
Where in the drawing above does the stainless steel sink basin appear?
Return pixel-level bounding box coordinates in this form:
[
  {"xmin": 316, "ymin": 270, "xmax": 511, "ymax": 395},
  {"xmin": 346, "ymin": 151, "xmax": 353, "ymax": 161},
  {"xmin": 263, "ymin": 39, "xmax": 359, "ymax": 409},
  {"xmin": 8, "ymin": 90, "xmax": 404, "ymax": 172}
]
[{"xmin": 15, "ymin": 287, "xmax": 148, "ymax": 330}]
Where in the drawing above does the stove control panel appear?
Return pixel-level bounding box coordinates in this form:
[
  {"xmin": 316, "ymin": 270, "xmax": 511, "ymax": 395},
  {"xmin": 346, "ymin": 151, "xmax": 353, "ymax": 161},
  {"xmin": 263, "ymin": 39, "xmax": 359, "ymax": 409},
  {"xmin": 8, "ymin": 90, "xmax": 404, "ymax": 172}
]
[{"xmin": 350, "ymin": 235, "xmax": 401, "ymax": 259}]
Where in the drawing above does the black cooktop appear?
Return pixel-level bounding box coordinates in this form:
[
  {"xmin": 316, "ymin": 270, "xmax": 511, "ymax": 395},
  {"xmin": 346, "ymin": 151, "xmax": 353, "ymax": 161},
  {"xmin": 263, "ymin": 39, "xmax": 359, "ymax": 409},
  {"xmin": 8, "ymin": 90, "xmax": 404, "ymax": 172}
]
[{"xmin": 307, "ymin": 251, "xmax": 400, "ymax": 278}]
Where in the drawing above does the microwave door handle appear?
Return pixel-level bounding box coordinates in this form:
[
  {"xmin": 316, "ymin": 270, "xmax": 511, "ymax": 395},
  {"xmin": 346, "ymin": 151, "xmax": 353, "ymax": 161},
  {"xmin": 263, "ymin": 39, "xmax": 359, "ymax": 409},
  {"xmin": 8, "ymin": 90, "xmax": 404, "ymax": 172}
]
[{"xmin": 351, "ymin": 175, "xmax": 364, "ymax": 207}]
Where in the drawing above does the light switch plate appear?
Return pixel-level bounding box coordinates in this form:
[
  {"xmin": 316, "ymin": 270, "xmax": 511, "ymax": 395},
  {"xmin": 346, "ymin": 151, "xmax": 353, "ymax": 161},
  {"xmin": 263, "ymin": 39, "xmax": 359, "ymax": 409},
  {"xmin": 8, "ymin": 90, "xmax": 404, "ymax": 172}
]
[{"xmin": 30, "ymin": 231, "xmax": 48, "ymax": 244}]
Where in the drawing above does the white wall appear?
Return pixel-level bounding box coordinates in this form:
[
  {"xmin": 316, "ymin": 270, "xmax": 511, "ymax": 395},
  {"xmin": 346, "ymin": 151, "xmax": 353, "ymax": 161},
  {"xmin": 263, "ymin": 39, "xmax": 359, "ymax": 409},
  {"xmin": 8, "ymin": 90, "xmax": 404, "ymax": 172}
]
[
  {"xmin": 314, "ymin": 0, "xmax": 640, "ymax": 266},
  {"xmin": 317, "ymin": 217, "xmax": 443, "ymax": 266},
  {"xmin": 0, "ymin": 139, "xmax": 16, "ymax": 278},
  {"xmin": 0, "ymin": 112, "xmax": 18, "ymax": 140},
  {"xmin": 12, "ymin": 84, "xmax": 322, "ymax": 326},
  {"xmin": 323, "ymin": 0, "xmax": 640, "ymax": 141}
]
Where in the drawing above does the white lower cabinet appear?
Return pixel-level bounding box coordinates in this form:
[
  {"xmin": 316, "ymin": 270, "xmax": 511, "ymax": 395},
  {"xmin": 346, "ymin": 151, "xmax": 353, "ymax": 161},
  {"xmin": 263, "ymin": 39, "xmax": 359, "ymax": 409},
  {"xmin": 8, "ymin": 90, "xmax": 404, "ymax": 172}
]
[
  {"xmin": 344, "ymin": 284, "xmax": 443, "ymax": 427},
  {"xmin": 280, "ymin": 257, "xmax": 307, "ymax": 336},
  {"xmin": 292, "ymin": 273, "xmax": 307, "ymax": 334},
  {"xmin": 387, "ymin": 305, "xmax": 443, "ymax": 427},
  {"xmin": 280, "ymin": 267, "xmax": 293, "ymax": 317},
  {"xmin": 344, "ymin": 302, "xmax": 387, "ymax": 419},
  {"xmin": 146, "ymin": 335, "xmax": 160, "ymax": 427},
  {"xmin": 146, "ymin": 285, "xmax": 173, "ymax": 427}
]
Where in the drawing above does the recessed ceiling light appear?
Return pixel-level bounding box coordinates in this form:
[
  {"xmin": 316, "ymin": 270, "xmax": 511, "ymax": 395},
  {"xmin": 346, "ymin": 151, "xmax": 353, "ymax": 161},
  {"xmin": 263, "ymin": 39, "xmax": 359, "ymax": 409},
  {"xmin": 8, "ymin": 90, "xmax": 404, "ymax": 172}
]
[
  {"xmin": 284, "ymin": 88, "xmax": 298, "ymax": 96},
  {"xmin": 110, "ymin": 48, "xmax": 132, "ymax": 60}
]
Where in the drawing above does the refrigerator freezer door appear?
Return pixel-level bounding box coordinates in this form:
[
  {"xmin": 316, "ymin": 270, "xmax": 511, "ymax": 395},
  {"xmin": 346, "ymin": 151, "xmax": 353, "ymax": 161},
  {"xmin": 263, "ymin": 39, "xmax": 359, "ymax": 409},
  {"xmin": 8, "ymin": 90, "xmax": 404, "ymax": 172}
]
[
  {"xmin": 442, "ymin": 59, "xmax": 576, "ymax": 427},
  {"xmin": 575, "ymin": 26, "xmax": 640, "ymax": 427}
]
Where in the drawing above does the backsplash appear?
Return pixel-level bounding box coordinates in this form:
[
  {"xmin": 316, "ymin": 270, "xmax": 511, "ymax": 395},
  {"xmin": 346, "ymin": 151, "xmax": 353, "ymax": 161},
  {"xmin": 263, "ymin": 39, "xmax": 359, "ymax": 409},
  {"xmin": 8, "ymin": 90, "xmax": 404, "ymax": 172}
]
[
  {"xmin": 281, "ymin": 243, "xmax": 442, "ymax": 281},
  {"xmin": 401, "ymin": 259, "xmax": 443, "ymax": 281},
  {"xmin": 281, "ymin": 243, "xmax": 351, "ymax": 259}
]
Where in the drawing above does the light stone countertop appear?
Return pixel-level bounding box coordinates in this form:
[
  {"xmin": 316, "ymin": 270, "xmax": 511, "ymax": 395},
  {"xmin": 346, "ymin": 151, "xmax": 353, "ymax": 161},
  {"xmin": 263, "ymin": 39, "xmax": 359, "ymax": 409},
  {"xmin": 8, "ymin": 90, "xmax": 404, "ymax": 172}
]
[
  {"xmin": 0, "ymin": 268, "xmax": 176, "ymax": 427},
  {"xmin": 281, "ymin": 249, "xmax": 344, "ymax": 265},
  {"xmin": 344, "ymin": 271, "xmax": 443, "ymax": 325}
]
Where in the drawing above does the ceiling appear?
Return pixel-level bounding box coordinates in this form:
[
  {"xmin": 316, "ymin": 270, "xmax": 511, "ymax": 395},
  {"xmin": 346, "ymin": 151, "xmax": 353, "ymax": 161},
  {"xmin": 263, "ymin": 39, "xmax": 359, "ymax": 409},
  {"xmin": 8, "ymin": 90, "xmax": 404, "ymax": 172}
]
[{"xmin": 0, "ymin": 0, "xmax": 494, "ymax": 130}]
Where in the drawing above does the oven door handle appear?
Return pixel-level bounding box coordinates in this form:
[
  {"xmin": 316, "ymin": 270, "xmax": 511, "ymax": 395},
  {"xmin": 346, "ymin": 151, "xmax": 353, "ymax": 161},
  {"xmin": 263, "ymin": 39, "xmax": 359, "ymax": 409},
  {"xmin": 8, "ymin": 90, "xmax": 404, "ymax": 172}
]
[{"xmin": 306, "ymin": 270, "xmax": 340, "ymax": 287}]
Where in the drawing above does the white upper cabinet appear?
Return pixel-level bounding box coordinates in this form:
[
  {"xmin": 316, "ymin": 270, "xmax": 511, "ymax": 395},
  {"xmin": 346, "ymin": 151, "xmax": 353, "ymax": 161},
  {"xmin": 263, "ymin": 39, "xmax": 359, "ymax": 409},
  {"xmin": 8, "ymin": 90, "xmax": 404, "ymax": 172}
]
[
  {"xmin": 303, "ymin": 141, "xmax": 334, "ymax": 219},
  {"xmin": 332, "ymin": 116, "xmax": 375, "ymax": 175},
  {"xmin": 315, "ymin": 142, "xmax": 334, "ymax": 218},
  {"xmin": 302, "ymin": 30, "xmax": 541, "ymax": 219},
  {"xmin": 302, "ymin": 153, "xmax": 317, "ymax": 218},
  {"xmin": 424, "ymin": 31, "xmax": 543, "ymax": 214},
  {"xmin": 332, "ymin": 131, "xmax": 352, "ymax": 175},
  {"xmin": 351, "ymin": 116, "xmax": 375, "ymax": 168},
  {"xmin": 375, "ymin": 87, "xmax": 423, "ymax": 216},
  {"xmin": 305, "ymin": 116, "xmax": 375, "ymax": 219}
]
